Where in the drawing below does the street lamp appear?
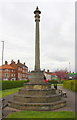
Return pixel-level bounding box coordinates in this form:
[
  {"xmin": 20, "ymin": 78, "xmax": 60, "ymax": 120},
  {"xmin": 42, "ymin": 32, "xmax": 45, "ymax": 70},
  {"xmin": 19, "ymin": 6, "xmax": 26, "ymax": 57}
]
[
  {"xmin": 0, "ymin": 41, "xmax": 4, "ymax": 119},
  {"xmin": 69, "ymin": 62, "xmax": 71, "ymax": 73},
  {"xmin": 1, "ymin": 41, "xmax": 4, "ymax": 65}
]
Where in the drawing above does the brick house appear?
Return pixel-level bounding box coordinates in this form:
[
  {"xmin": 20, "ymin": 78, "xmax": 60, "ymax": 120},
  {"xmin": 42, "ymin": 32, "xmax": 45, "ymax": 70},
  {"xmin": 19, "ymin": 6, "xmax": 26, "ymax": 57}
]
[
  {"xmin": 0, "ymin": 61, "xmax": 16, "ymax": 80},
  {"xmin": 11, "ymin": 60, "xmax": 28, "ymax": 80},
  {"xmin": 0, "ymin": 60, "xmax": 28, "ymax": 80}
]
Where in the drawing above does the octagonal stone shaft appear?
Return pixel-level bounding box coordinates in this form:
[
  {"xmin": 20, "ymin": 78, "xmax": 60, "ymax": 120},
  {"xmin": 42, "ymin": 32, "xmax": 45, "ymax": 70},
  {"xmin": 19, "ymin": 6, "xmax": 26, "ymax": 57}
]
[{"xmin": 34, "ymin": 6, "xmax": 41, "ymax": 71}]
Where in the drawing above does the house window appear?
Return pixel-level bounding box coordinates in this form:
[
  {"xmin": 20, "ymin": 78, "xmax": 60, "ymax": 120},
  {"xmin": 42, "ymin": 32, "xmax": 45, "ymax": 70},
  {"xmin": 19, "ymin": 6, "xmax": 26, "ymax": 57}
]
[
  {"xmin": 23, "ymin": 66, "xmax": 25, "ymax": 69},
  {"xmin": 5, "ymin": 73, "xmax": 8, "ymax": 80},
  {"xmin": 18, "ymin": 67, "xmax": 20, "ymax": 70},
  {"xmin": 23, "ymin": 70, "xmax": 25, "ymax": 72},
  {"xmin": 5, "ymin": 69, "xmax": 8, "ymax": 72},
  {"xmin": 5, "ymin": 73, "xmax": 8, "ymax": 77},
  {"xmin": 12, "ymin": 70, "xmax": 14, "ymax": 72},
  {"xmin": 11, "ymin": 74, "xmax": 13, "ymax": 77}
]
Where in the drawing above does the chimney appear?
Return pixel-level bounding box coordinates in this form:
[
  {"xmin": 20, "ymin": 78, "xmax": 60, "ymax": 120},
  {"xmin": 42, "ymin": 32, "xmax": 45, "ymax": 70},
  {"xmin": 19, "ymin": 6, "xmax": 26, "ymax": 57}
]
[
  {"xmin": 11, "ymin": 60, "xmax": 15, "ymax": 64},
  {"xmin": 24, "ymin": 62, "xmax": 25, "ymax": 65},
  {"xmin": 17, "ymin": 60, "xmax": 20, "ymax": 64},
  {"xmin": 5, "ymin": 61, "xmax": 8, "ymax": 65},
  {"xmin": 11, "ymin": 60, "xmax": 14, "ymax": 63},
  {"xmin": 47, "ymin": 69, "xmax": 49, "ymax": 72}
]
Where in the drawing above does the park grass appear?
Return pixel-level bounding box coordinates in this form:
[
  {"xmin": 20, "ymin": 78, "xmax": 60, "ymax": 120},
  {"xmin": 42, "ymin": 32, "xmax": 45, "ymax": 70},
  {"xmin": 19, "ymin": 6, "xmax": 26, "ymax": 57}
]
[
  {"xmin": 0, "ymin": 87, "xmax": 23, "ymax": 98},
  {"xmin": 51, "ymin": 84, "xmax": 63, "ymax": 86},
  {"xmin": 6, "ymin": 111, "xmax": 76, "ymax": 118}
]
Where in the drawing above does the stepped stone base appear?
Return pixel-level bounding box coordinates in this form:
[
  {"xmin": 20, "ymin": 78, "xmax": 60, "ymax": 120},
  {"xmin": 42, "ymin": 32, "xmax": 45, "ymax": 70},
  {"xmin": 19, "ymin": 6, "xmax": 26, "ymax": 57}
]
[
  {"xmin": 8, "ymin": 83, "xmax": 66, "ymax": 111},
  {"xmin": 13, "ymin": 94, "xmax": 61, "ymax": 103},
  {"xmin": 18, "ymin": 88, "xmax": 56, "ymax": 96},
  {"xmin": 8, "ymin": 100, "xmax": 66, "ymax": 111}
]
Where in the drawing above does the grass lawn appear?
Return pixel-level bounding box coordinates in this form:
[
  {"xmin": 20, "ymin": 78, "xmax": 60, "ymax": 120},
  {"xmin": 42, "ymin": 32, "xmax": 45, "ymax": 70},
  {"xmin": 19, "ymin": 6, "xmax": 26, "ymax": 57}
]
[
  {"xmin": 51, "ymin": 84, "xmax": 63, "ymax": 86},
  {"xmin": 6, "ymin": 111, "xmax": 76, "ymax": 118},
  {"xmin": 0, "ymin": 87, "xmax": 23, "ymax": 98}
]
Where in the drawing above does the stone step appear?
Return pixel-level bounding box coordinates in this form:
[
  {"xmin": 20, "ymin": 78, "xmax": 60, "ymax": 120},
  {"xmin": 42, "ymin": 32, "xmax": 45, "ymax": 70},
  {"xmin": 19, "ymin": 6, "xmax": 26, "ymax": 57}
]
[
  {"xmin": 13, "ymin": 94, "xmax": 61, "ymax": 103},
  {"xmin": 8, "ymin": 99, "xmax": 66, "ymax": 111},
  {"xmin": 18, "ymin": 88, "xmax": 56, "ymax": 96},
  {"xmin": 24, "ymin": 83, "xmax": 51, "ymax": 89}
]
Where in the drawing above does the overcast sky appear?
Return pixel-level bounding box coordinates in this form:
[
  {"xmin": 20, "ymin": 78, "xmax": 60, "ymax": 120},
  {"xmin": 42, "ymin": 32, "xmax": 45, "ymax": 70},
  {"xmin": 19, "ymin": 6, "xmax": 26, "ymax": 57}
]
[{"xmin": 0, "ymin": 0, "xmax": 75, "ymax": 72}]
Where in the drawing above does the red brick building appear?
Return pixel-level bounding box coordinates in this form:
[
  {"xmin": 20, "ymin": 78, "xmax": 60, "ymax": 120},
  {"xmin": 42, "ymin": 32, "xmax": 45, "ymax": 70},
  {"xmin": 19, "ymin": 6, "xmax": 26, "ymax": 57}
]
[
  {"xmin": 0, "ymin": 60, "xmax": 28, "ymax": 80},
  {"xmin": 0, "ymin": 61, "xmax": 16, "ymax": 80}
]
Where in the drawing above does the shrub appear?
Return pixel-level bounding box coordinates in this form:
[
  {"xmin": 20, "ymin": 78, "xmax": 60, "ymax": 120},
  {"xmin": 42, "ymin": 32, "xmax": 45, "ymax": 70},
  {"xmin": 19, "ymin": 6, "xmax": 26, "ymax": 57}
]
[
  {"xmin": 63, "ymin": 80, "xmax": 77, "ymax": 92},
  {"xmin": 2, "ymin": 80, "xmax": 29, "ymax": 90}
]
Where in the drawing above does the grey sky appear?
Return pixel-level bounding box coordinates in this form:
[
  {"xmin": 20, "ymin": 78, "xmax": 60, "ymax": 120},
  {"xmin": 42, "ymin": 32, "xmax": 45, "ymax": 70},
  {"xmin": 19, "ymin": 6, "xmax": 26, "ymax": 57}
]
[{"xmin": 0, "ymin": 0, "xmax": 75, "ymax": 72}]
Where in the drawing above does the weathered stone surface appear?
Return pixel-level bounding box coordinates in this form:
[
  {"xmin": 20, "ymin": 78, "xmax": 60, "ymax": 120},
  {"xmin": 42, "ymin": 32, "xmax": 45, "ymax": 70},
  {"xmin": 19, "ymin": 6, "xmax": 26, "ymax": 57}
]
[
  {"xmin": 24, "ymin": 83, "xmax": 51, "ymax": 89},
  {"xmin": 30, "ymin": 71, "xmax": 44, "ymax": 83},
  {"xmin": 34, "ymin": 7, "xmax": 41, "ymax": 71},
  {"xmin": 13, "ymin": 94, "xmax": 61, "ymax": 103},
  {"xmin": 8, "ymin": 83, "xmax": 66, "ymax": 110},
  {"xmin": 18, "ymin": 88, "xmax": 56, "ymax": 96},
  {"xmin": 8, "ymin": 100, "xmax": 66, "ymax": 111}
]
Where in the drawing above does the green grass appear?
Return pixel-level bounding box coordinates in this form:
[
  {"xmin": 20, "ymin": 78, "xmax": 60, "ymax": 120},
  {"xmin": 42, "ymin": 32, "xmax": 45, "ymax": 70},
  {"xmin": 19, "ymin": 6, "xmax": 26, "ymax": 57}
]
[
  {"xmin": 51, "ymin": 84, "xmax": 63, "ymax": 86},
  {"xmin": 6, "ymin": 111, "xmax": 76, "ymax": 118},
  {"xmin": 0, "ymin": 87, "xmax": 23, "ymax": 98}
]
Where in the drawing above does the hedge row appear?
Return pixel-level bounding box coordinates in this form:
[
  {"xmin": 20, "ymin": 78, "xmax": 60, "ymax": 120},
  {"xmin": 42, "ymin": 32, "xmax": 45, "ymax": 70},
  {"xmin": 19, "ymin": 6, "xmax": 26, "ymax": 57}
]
[
  {"xmin": 2, "ymin": 80, "xmax": 29, "ymax": 90},
  {"xmin": 63, "ymin": 80, "xmax": 77, "ymax": 92}
]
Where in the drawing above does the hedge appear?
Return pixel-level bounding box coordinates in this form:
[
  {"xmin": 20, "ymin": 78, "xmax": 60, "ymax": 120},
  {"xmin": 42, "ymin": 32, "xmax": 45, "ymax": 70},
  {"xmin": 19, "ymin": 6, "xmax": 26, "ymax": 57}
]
[
  {"xmin": 63, "ymin": 80, "xmax": 77, "ymax": 92},
  {"xmin": 2, "ymin": 80, "xmax": 29, "ymax": 90}
]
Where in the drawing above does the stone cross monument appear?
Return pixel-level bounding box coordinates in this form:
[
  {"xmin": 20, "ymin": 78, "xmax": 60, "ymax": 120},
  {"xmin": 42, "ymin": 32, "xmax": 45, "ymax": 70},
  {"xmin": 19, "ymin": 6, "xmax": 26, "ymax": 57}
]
[
  {"xmin": 30, "ymin": 6, "xmax": 44, "ymax": 83},
  {"xmin": 8, "ymin": 7, "xmax": 66, "ymax": 111},
  {"xmin": 34, "ymin": 6, "xmax": 41, "ymax": 71}
]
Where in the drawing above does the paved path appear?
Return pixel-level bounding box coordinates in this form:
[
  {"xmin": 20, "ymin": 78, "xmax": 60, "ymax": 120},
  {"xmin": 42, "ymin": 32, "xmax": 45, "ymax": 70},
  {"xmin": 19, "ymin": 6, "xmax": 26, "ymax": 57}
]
[
  {"xmin": 1, "ymin": 92, "xmax": 18, "ymax": 119},
  {"xmin": 1, "ymin": 86, "xmax": 76, "ymax": 119},
  {"xmin": 2, "ymin": 92, "xmax": 18, "ymax": 108},
  {"xmin": 52, "ymin": 86, "xmax": 76, "ymax": 112}
]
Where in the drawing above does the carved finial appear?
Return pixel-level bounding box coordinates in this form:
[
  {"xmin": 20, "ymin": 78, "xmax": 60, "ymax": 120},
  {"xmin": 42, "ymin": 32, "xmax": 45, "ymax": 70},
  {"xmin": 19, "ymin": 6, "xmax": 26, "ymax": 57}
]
[
  {"xmin": 34, "ymin": 6, "xmax": 41, "ymax": 14},
  {"xmin": 36, "ymin": 6, "xmax": 38, "ymax": 9}
]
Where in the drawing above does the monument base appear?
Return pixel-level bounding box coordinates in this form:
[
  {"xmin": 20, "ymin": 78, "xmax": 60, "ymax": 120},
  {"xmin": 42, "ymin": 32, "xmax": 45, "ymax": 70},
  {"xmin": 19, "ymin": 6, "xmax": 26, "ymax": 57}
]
[
  {"xmin": 30, "ymin": 70, "xmax": 44, "ymax": 83},
  {"xmin": 8, "ymin": 100, "xmax": 66, "ymax": 111},
  {"xmin": 8, "ymin": 83, "xmax": 66, "ymax": 111}
]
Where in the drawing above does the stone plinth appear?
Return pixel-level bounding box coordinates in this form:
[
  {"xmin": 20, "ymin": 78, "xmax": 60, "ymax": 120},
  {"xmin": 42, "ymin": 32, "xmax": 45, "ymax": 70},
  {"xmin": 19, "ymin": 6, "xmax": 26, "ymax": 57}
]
[
  {"xmin": 30, "ymin": 71, "xmax": 44, "ymax": 83},
  {"xmin": 8, "ymin": 83, "xmax": 66, "ymax": 111}
]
